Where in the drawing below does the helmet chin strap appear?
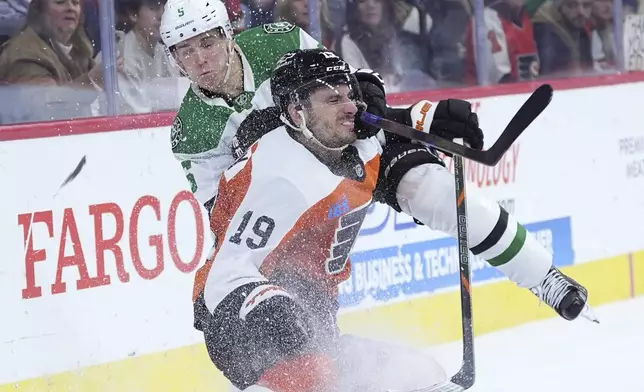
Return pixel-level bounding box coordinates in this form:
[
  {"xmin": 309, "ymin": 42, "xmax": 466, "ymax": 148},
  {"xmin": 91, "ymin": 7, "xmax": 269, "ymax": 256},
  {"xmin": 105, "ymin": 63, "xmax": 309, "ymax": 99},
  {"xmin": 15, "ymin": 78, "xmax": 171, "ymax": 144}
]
[
  {"xmin": 221, "ymin": 40, "xmax": 235, "ymax": 85},
  {"xmin": 280, "ymin": 111, "xmax": 348, "ymax": 153}
]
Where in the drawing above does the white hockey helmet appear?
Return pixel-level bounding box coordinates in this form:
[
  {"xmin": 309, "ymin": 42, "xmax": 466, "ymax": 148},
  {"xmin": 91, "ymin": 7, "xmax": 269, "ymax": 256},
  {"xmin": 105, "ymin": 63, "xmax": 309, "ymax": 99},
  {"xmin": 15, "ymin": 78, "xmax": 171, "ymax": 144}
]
[{"xmin": 160, "ymin": 0, "xmax": 233, "ymax": 49}]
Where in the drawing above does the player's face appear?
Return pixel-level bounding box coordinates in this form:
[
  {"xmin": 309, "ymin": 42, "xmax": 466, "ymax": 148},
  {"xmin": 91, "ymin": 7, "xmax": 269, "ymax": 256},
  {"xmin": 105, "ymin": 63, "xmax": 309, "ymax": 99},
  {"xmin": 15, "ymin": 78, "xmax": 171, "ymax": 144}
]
[
  {"xmin": 289, "ymin": 0, "xmax": 309, "ymax": 28},
  {"xmin": 305, "ymin": 84, "xmax": 360, "ymax": 148},
  {"xmin": 356, "ymin": 0, "xmax": 383, "ymax": 28},
  {"xmin": 44, "ymin": 0, "xmax": 81, "ymax": 42},
  {"xmin": 172, "ymin": 30, "xmax": 232, "ymax": 90},
  {"xmin": 560, "ymin": 0, "xmax": 592, "ymax": 29},
  {"xmin": 592, "ymin": 0, "xmax": 612, "ymax": 21},
  {"xmin": 132, "ymin": 2, "xmax": 164, "ymax": 43}
]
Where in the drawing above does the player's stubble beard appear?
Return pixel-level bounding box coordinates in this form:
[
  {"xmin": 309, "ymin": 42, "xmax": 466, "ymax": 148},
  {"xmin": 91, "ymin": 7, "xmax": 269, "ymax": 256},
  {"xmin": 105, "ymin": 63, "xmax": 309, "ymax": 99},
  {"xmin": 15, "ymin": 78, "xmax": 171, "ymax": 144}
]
[{"xmin": 303, "ymin": 110, "xmax": 356, "ymax": 161}]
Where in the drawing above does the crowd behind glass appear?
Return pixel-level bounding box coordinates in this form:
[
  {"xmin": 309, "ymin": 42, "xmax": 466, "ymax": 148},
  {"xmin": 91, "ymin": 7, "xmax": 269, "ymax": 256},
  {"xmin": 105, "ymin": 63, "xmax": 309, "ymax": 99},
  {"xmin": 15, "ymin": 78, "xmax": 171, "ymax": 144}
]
[{"xmin": 0, "ymin": 0, "xmax": 638, "ymax": 124}]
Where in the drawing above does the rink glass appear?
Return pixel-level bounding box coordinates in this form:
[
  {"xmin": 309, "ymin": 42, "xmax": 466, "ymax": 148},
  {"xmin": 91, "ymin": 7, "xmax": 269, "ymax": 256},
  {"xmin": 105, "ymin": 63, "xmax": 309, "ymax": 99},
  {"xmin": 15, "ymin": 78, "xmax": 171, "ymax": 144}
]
[{"xmin": 0, "ymin": 0, "xmax": 634, "ymax": 124}]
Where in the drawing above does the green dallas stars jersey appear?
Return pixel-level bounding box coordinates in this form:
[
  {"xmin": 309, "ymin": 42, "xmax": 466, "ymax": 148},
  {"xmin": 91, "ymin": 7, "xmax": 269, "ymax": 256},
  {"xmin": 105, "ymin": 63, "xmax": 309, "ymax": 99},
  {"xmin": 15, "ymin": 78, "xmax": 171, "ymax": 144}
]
[{"xmin": 170, "ymin": 22, "xmax": 323, "ymax": 208}]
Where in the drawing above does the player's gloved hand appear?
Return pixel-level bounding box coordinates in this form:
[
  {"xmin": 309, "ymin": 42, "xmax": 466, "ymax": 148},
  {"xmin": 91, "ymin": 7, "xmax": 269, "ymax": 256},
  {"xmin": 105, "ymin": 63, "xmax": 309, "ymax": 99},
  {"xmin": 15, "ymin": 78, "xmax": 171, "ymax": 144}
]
[
  {"xmin": 418, "ymin": 99, "xmax": 484, "ymax": 152},
  {"xmin": 232, "ymin": 106, "xmax": 283, "ymax": 159},
  {"xmin": 353, "ymin": 69, "xmax": 386, "ymax": 139}
]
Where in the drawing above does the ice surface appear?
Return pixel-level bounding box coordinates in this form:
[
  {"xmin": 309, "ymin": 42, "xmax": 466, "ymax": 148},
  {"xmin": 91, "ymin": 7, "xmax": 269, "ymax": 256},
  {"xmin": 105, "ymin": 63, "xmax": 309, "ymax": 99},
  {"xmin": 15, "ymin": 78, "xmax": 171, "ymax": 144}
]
[{"xmin": 429, "ymin": 297, "xmax": 644, "ymax": 392}]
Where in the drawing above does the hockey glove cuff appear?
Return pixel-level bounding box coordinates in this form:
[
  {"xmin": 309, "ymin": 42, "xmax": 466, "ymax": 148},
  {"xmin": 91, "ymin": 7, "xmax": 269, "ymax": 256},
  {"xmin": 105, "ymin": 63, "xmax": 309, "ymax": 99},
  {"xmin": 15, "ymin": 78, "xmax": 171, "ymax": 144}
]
[
  {"xmin": 232, "ymin": 106, "xmax": 283, "ymax": 159},
  {"xmin": 431, "ymin": 99, "xmax": 484, "ymax": 152},
  {"xmin": 384, "ymin": 99, "xmax": 484, "ymax": 154},
  {"xmin": 353, "ymin": 69, "xmax": 387, "ymax": 139}
]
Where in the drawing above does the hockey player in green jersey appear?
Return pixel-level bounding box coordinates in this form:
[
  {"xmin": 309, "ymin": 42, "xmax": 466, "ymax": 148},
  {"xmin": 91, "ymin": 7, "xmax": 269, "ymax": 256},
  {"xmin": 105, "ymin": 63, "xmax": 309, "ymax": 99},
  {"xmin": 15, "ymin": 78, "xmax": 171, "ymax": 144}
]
[
  {"xmin": 160, "ymin": 0, "xmax": 486, "ymax": 213},
  {"xmin": 160, "ymin": 0, "xmax": 325, "ymax": 209}
]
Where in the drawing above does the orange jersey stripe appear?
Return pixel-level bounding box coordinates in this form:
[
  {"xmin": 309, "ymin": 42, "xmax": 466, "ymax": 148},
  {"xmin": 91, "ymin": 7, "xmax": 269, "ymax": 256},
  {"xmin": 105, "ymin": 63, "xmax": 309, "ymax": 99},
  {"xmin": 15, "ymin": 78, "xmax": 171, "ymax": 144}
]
[
  {"xmin": 192, "ymin": 145, "xmax": 257, "ymax": 302},
  {"xmin": 258, "ymin": 353, "xmax": 338, "ymax": 392},
  {"xmin": 260, "ymin": 155, "xmax": 380, "ymax": 293}
]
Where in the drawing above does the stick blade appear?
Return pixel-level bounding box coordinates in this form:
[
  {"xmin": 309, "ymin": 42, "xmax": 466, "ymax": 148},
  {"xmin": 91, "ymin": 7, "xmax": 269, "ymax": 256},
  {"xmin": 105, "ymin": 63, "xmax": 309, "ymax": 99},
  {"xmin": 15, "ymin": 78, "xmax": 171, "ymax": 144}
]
[
  {"xmin": 54, "ymin": 155, "xmax": 87, "ymax": 196},
  {"xmin": 360, "ymin": 84, "xmax": 553, "ymax": 166},
  {"xmin": 387, "ymin": 381, "xmax": 466, "ymax": 392},
  {"xmin": 482, "ymin": 83, "xmax": 553, "ymax": 165}
]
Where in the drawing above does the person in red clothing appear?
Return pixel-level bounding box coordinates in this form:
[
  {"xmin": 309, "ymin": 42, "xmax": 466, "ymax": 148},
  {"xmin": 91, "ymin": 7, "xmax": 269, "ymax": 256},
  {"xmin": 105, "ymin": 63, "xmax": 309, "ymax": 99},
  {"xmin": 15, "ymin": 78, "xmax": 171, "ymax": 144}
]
[
  {"xmin": 224, "ymin": 0, "xmax": 245, "ymax": 32},
  {"xmin": 464, "ymin": 0, "xmax": 540, "ymax": 84}
]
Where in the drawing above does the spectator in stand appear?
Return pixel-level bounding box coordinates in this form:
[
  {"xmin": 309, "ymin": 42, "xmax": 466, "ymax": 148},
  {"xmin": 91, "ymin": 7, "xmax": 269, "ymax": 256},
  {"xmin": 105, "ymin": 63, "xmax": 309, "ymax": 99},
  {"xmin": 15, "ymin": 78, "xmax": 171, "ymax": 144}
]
[
  {"xmin": 0, "ymin": 0, "xmax": 123, "ymax": 121},
  {"xmin": 222, "ymin": 0, "xmax": 244, "ymax": 33},
  {"xmin": 0, "ymin": 0, "xmax": 30, "ymax": 44},
  {"xmin": 273, "ymin": 0, "xmax": 335, "ymax": 47},
  {"xmin": 590, "ymin": 0, "xmax": 615, "ymax": 71},
  {"xmin": 326, "ymin": 0, "xmax": 345, "ymax": 39},
  {"xmin": 464, "ymin": 0, "xmax": 540, "ymax": 84},
  {"xmin": 94, "ymin": 0, "xmax": 181, "ymax": 115},
  {"xmin": 82, "ymin": 0, "xmax": 99, "ymax": 55},
  {"xmin": 336, "ymin": 0, "xmax": 435, "ymax": 93},
  {"xmin": 425, "ymin": 0, "xmax": 472, "ymax": 85},
  {"xmin": 624, "ymin": 0, "xmax": 639, "ymax": 14},
  {"xmin": 532, "ymin": 0, "xmax": 593, "ymax": 77},
  {"xmin": 241, "ymin": 0, "xmax": 275, "ymax": 29},
  {"xmin": 394, "ymin": 0, "xmax": 432, "ymax": 36}
]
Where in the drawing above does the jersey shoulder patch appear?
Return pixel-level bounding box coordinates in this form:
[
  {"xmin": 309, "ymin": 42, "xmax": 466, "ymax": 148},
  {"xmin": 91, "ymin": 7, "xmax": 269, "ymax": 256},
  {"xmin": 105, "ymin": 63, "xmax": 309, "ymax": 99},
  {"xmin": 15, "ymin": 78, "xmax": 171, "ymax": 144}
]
[
  {"xmin": 172, "ymin": 88, "xmax": 236, "ymax": 155},
  {"xmin": 262, "ymin": 22, "xmax": 296, "ymax": 34},
  {"xmin": 170, "ymin": 115, "xmax": 184, "ymax": 150},
  {"xmin": 224, "ymin": 144, "xmax": 254, "ymax": 181}
]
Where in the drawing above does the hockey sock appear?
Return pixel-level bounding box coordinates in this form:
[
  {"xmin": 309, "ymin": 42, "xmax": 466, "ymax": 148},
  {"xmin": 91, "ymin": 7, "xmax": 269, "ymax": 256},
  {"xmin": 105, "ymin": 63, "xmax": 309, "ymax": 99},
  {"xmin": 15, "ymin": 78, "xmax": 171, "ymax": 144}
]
[{"xmin": 397, "ymin": 163, "xmax": 551, "ymax": 289}]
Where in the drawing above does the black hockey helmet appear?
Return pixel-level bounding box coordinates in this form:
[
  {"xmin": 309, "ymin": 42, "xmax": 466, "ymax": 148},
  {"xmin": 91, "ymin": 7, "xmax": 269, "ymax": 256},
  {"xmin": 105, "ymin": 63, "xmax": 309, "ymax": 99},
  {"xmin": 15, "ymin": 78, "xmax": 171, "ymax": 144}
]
[{"xmin": 271, "ymin": 48, "xmax": 363, "ymax": 116}]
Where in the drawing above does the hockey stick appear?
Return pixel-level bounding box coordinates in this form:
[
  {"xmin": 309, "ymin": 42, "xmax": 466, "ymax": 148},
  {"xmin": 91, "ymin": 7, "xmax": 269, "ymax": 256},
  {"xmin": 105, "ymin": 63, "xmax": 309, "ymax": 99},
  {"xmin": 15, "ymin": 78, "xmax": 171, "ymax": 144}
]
[
  {"xmin": 360, "ymin": 83, "xmax": 553, "ymax": 167},
  {"xmin": 386, "ymin": 86, "xmax": 554, "ymax": 392},
  {"xmin": 21, "ymin": 155, "xmax": 88, "ymax": 285},
  {"xmin": 387, "ymin": 154, "xmax": 474, "ymax": 392},
  {"xmin": 447, "ymin": 153, "xmax": 475, "ymax": 390}
]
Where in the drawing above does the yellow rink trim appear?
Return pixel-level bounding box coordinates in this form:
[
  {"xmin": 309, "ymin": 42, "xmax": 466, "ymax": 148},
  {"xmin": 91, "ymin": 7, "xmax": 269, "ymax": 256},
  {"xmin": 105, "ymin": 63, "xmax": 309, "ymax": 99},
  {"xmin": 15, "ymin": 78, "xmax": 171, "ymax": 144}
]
[
  {"xmin": 3, "ymin": 253, "xmax": 641, "ymax": 392},
  {"xmin": 632, "ymin": 250, "xmax": 644, "ymax": 295},
  {"xmin": 1, "ymin": 344, "xmax": 229, "ymax": 392},
  {"xmin": 338, "ymin": 253, "xmax": 637, "ymax": 345}
]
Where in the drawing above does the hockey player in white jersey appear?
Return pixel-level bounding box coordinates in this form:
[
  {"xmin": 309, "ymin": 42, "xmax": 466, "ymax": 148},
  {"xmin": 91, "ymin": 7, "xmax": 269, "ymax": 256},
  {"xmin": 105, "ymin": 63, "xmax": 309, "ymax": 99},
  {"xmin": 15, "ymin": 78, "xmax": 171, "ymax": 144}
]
[{"xmin": 192, "ymin": 48, "xmax": 595, "ymax": 392}]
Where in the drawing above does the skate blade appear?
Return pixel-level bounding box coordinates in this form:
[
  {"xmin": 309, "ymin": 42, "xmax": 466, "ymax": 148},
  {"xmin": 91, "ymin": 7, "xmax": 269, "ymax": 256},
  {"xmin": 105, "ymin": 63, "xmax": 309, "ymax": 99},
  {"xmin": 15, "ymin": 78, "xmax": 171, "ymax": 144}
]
[
  {"xmin": 387, "ymin": 381, "xmax": 465, "ymax": 392},
  {"xmin": 580, "ymin": 303, "xmax": 600, "ymax": 324}
]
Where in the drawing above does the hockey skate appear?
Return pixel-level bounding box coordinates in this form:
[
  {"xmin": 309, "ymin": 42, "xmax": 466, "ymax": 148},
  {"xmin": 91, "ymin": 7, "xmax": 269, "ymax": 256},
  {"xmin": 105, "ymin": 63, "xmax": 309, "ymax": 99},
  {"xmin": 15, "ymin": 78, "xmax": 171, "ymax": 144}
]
[{"xmin": 530, "ymin": 266, "xmax": 599, "ymax": 323}]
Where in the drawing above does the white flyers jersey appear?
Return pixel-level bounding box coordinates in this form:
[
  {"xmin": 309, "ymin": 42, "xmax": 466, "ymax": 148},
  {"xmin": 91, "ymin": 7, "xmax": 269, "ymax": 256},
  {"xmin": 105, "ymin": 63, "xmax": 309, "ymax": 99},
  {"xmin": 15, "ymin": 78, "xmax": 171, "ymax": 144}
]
[{"xmin": 192, "ymin": 127, "xmax": 382, "ymax": 311}]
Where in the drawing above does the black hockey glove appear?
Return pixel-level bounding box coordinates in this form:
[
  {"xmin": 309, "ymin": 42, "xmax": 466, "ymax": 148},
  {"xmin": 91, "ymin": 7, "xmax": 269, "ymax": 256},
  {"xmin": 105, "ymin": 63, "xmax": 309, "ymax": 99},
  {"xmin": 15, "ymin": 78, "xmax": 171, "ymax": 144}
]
[
  {"xmin": 353, "ymin": 69, "xmax": 387, "ymax": 139},
  {"xmin": 430, "ymin": 99, "xmax": 484, "ymax": 151},
  {"xmin": 232, "ymin": 106, "xmax": 283, "ymax": 159}
]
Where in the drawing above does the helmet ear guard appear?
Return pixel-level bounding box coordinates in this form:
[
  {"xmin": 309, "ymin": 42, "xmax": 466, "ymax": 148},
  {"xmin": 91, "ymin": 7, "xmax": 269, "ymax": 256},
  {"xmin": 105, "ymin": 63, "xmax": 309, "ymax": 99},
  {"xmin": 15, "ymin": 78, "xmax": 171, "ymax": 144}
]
[
  {"xmin": 279, "ymin": 97, "xmax": 304, "ymax": 131},
  {"xmin": 164, "ymin": 45, "xmax": 187, "ymax": 77}
]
